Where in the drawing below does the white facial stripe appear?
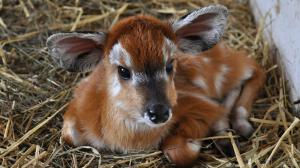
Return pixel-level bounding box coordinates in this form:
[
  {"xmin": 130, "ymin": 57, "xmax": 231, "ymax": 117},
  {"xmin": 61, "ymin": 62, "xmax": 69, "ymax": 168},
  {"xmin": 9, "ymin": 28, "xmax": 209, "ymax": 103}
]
[
  {"xmin": 154, "ymin": 70, "xmax": 168, "ymax": 81},
  {"xmin": 163, "ymin": 38, "xmax": 177, "ymax": 62},
  {"xmin": 109, "ymin": 43, "xmax": 121, "ymax": 65},
  {"xmin": 153, "ymin": 38, "xmax": 176, "ymax": 82},
  {"xmin": 110, "ymin": 74, "xmax": 121, "ymax": 97},
  {"xmin": 119, "ymin": 43, "xmax": 132, "ymax": 66},
  {"xmin": 109, "ymin": 42, "xmax": 132, "ymax": 67},
  {"xmin": 215, "ymin": 64, "xmax": 230, "ymax": 97}
]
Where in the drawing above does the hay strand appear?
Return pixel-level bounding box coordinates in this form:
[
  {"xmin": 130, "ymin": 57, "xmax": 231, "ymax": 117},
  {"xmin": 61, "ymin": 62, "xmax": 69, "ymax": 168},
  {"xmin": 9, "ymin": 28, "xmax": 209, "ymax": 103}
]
[
  {"xmin": 0, "ymin": 0, "xmax": 299, "ymax": 167},
  {"xmin": 264, "ymin": 117, "xmax": 300, "ymax": 167},
  {"xmin": 0, "ymin": 104, "xmax": 67, "ymax": 157}
]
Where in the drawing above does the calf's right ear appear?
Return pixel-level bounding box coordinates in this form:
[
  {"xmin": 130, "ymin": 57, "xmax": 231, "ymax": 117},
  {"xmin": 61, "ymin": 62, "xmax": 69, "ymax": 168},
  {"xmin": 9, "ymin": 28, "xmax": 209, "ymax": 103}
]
[{"xmin": 46, "ymin": 32, "xmax": 106, "ymax": 72}]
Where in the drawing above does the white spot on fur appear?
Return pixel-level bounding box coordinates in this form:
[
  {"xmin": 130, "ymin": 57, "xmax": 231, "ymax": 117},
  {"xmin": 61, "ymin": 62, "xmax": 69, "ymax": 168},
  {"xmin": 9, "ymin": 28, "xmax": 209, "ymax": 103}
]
[
  {"xmin": 109, "ymin": 42, "xmax": 132, "ymax": 66},
  {"xmin": 233, "ymin": 119, "xmax": 253, "ymax": 137},
  {"xmin": 63, "ymin": 120, "xmax": 81, "ymax": 146},
  {"xmin": 215, "ymin": 65, "xmax": 230, "ymax": 96},
  {"xmin": 232, "ymin": 106, "xmax": 253, "ymax": 136},
  {"xmin": 236, "ymin": 106, "xmax": 248, "ymax": 119},
  {"xmin": 223, "ymin": 87, "xmax": 241, "ymax": 110},
  {"xmin": 115, "ymin": 101, "xmax": 126, "ymax": 110},
  {"xmin": 213, "ymin": 118, "xmax": 229, "ymax": 133},
  {"xmin": 202, "ymin": 57, "xmax": 210, "ymax": 63},
  {"xmin": 187, "ymin": 140, "xmax": 201, "ymax": 152},
  {"xmin": 82, "ymin": 77, "xmax": 89, "ymax": 83},
  {"xmin": 84, "ymin": 132, "xmax": 106, "ymax": 149},
  {"xmin": 176, "ymin": 90, "xmax": 219, "ymax": 106},
  {"xmin": 110, "ymin": 74, "xmax": 121, "ymax": 97},
  {"xmin": 243, "ymin": 68, "xmax": 254, "ymax": 80},
  {"xmin": 80, "ymin": 76, "xmax": 91, "ymax": 84},
  {"xmin": 193, "ymin": 77, "xmax": 208, "ymax": 90}
]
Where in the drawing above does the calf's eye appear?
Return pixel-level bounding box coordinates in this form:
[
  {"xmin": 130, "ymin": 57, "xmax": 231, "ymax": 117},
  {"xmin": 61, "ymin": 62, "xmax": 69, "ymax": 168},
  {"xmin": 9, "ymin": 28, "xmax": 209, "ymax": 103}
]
[
  {"xmin": 118, "ymin": 66, "xmax": 131, "ymax": 80},
  {"xmin": 166, "ymin": 62, "xmax": 173, "ymax": 74}
]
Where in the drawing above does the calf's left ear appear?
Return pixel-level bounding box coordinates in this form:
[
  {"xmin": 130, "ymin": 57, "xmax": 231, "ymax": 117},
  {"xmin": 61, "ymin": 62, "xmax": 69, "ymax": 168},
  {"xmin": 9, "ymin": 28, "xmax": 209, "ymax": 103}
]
[
  {"xmin": 46, "ymin": 32, "xmax": 106, "ymax": 72},
  {"xmin": 171, "ymin": 5, "xmax": 228, "ymax": 55}
]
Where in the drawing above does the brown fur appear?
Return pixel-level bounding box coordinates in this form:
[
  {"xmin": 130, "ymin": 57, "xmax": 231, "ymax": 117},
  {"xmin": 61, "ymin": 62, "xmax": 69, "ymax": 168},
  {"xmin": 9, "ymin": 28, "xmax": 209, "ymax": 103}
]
[
  {"xmin": 105, "ymin": 15, "xmax": 176, "ymax": 72},
  {"xmin": 61, "ymin": 15, "xmax": 265, "ymax": 166},
  {"xmin": 162, "ymin": 94, "xmax": 225, "ymax": 167},
  {"xmin": 161, "ymin": 43, "xmax": 265, "ymax": 165}
]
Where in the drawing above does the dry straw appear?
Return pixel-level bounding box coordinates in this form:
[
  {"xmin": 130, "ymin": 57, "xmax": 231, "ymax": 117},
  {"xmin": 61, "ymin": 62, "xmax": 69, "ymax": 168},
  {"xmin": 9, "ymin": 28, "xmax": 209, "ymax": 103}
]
[{"xmin": 1, "ymin": 0, "xmax": 299, "ymax": 167}]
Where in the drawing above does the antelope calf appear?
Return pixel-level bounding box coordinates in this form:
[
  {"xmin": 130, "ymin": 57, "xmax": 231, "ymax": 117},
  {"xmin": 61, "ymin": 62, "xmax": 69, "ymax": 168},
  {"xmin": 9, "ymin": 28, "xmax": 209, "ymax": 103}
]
[{"xmin": 47, "ymin": 5, "xmax": 264, "ymax": 166}]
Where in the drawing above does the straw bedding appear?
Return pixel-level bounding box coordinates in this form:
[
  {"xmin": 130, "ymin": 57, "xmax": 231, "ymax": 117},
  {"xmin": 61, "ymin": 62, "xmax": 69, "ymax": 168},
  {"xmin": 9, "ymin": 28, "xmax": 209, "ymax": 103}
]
[{"xmin": 0, "ymin": 0, "xmax": 299, "ymax": 167}]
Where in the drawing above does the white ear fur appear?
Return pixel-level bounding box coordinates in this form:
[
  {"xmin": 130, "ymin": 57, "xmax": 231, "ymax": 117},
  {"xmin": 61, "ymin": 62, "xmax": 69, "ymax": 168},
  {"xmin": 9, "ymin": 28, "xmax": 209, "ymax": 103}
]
[
  {"xmin": 46, "ymin": 32, "xmax": 106, "ymax": 72},
  {"xmin": 171, "ymin": 5, "xmax": 228, "ymax": 55}
]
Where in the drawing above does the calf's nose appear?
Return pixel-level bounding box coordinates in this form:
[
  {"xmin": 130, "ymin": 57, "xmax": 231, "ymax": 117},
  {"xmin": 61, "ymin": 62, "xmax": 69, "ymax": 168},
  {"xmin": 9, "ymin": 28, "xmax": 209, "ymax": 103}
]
[{"xmin": 146, "ymin": 104, "xmax": 170, "ymax": 124}]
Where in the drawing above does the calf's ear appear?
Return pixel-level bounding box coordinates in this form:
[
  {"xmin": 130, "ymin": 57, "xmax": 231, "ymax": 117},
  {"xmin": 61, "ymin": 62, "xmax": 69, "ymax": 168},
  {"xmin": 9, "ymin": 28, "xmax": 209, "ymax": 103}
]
[
  {"xmin": 46, "ymin": 32, "xmax": 106, "ymax": 72},
  {"xmin": 171, "ymin": 5, "xmax": 228, "ymax": 55}
]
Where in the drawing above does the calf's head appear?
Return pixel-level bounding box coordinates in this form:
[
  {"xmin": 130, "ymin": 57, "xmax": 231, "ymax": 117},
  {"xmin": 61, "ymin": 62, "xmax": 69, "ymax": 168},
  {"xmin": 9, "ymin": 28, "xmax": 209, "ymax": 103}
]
[{"xmin": 47, "ymin": 5, "xmax": 228, "ymax": 127}]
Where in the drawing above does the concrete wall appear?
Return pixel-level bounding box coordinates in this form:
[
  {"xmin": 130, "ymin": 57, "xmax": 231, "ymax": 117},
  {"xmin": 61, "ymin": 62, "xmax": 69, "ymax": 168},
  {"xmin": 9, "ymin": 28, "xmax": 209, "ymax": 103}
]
[{"xmin": 250, "ymin": 0, "xmax": 300, "ymax": 115}]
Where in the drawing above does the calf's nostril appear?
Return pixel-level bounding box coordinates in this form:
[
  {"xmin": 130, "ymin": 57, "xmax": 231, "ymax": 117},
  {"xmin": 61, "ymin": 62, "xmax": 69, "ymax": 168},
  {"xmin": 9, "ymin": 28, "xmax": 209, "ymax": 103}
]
[
  {"xmin": 146, "ymin": 104, "xmax": 170, "ymax": 124},
  {"xmin": 150, "ymin": 116, "xmax": 156, "ymax": 121},
  {"xmin": 149, "ymin": 109, "xmax": 155, "ymax": 114}
]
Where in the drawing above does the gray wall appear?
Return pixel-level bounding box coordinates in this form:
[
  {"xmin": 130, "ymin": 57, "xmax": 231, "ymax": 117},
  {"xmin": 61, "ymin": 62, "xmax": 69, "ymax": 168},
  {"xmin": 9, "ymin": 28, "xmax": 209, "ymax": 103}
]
[{"xmin": 250, "ymin": 0, "xmax": 300, "ymax": 115}]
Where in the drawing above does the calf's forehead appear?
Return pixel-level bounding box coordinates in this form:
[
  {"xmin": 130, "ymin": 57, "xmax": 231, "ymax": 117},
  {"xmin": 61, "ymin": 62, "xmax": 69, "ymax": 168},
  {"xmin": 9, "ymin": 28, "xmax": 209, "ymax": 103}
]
[
  {"xmin": 119, "ymin": 28, "xmax": 166, "ymax": 72},
  {"xmin": 105, "ymin": 15, "xmax": 176, "ymax": 73}
]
